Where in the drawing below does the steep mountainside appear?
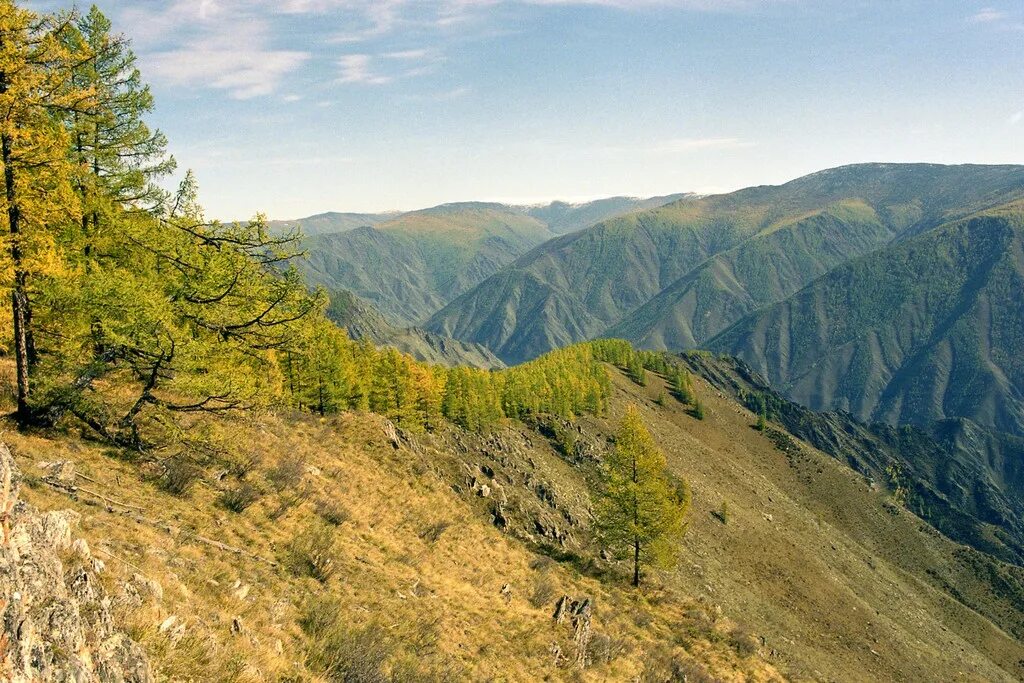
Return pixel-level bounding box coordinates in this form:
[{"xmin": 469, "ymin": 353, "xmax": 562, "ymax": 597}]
[
  {"xmin": 710, "ymin": 203, "xmax": 1024, "ymax": 437},
  {"xmin": 326, "ymin": 289, "xmax": 505, "ymax": 369},
  {"xmin": 268, "ymin": 210, "xmax": 401, "ymax": 236},
  {"xmin": 11, "ymin": 361, "xmax": 1024, "ymax": 681},
  {"xmin": 428, "ymin": 164, "xmax": 1024, "ymax": 363},
  {"xmin": 682, "ymin": 352, "xmax": 1024, "ymax": 565},
  {"xmin": 291, "ymin": 196, "xmax": 689, "ymax": 326},
  {"xmin": 297, "ymin": 203, "xmax": 555, "ymax": 325}
]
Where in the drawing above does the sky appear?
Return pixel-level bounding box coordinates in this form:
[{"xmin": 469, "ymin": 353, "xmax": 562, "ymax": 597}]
[{"xmin": 27, "ymin": 0, "xmax": 1024, "ymax": 220}]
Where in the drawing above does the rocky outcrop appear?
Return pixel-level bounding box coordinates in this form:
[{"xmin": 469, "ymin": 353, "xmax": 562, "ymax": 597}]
[{"xmin": 0, "ymin": 443, "xmax": 153, "ymax": 682}]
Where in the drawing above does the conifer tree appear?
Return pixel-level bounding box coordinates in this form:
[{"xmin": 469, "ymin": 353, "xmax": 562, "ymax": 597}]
[
  {"xmin": 0, "ymin": 1, "xmax": 88, "ymax": 424},
  {"xmin": 64, "ymin": 5, "xmax": 173, "ymax": 247},
  {"xmin": 596, "ymin": 405, "xmax": 687, "ymax": 587}
]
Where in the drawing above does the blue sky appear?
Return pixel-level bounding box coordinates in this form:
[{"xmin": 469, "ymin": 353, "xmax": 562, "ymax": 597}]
[{"xmin": 29, "ymin": 0, "xmax": 1024, "ymax": 219}]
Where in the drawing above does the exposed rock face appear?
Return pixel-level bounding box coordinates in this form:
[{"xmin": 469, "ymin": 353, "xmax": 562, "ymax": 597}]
[
  {"xmin": 0, "ymin": 442, "xmax": 153, "ymax": 682},
  {"xmin": 552, "ymin": 595, "xmax": 593, "ymax": 668}
]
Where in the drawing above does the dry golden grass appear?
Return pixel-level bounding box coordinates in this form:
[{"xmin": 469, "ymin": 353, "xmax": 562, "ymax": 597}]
[
  {"xmin": 11, "ymin": 356, "xmax": 1021, "ymax": 681},
  {"xmin": 4, "ymin": 385, "xmax": 781, "ymax": 681}
]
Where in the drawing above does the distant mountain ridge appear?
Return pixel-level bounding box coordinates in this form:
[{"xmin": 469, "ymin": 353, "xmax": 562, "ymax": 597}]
[
  {"xmin": 428, "ymin": 163, "xmax": 1024, "ymax": 364},
  {"xmin": 289, "ymin": 194, "xmax": 691, "ymax": 326},
  {"xmin": 709, "ymin": 201, "xmax": 1024, "ymax": 436},
  {"xmin": 267, "ymin": 211, "xmax": 401, "ymax": 237}
]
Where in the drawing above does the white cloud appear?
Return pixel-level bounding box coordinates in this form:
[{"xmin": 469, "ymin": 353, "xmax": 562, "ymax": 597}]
[
  {"xmin": 1010, "ymin": 110, "xmax": 1024, "ymax": 126},
  {"xmin": 969, "ymin": 7, "xmax": 1006, "ymax": 23},
  {"xmin": 385, "ymin": 49, "xmax": 433, "ymax": 60},
  {"xmin": 337, "ymin": 54, "xmax": 394, "ymax": 84},
  {"xmin": 968, "ymin": 7, "xmax": 1024, "ymax": 30},
  {"xmin": 146, "ymin": 24, "xmax": 309, "ymax": 99},
  {"xmin": 94, "ymin": 0, "xmax": 789, "ymax": 97},
  {"xmin": 336, "ymin": 48, "xmax": 444, "ymax": 85}
]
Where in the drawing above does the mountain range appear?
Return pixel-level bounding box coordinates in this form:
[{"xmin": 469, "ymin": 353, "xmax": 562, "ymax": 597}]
[{"xmin": 286, "ymin": 195, "xmax": 689, "ymax": 326}]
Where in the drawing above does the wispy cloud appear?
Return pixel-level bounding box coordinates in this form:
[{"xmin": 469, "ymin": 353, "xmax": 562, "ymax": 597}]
[
  {"xmin": 969, "ymin": 7, "xmax": 1006, "ymax": 23},
  {"xmin": 967, "ymin": 6, "xmax": 1024, "ymax": 30},
  {"xmin": 337, "ymin": 54, "xmax": 394, "ymax": 85},
  {"xmin": 81, "ymin": 0, "xmax": 788, "ymax": 98},
  {"xmin": 146, "ymin": 23, "xmax": 310, "ymax": 99},
  {"xmin": 337, "ymin": 49, "xmax": 444, "ymax": 85},
  {"xmin": 1010, "ymin": 110, "xmax": 1024, "ymax": 126}
]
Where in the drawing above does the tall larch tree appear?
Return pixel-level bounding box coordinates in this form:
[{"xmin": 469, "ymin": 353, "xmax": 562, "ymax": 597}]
[
  {"xmin": 65, "ymin": 4, "xmax": 173, "ymax": 249},
  {"xmin": 596, "ymin": 404, "xmax": 688, "ymax": 587},
  {"xmin": 0, "ymin": 1, "xmax": 87, "ymax": 424}
]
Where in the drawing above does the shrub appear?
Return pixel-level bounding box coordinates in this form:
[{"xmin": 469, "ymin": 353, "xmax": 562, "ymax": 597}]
[
  {"xmin": 159, "ymin": 456, "xmax": 201, "ymax": 496},
  {"xmin": 714, "ymin": 501, "xmax": 729, "ymax": 525},
  {"xmin": 640, "ymin": 645, "xmax": 722, "ymax": 683},
  {"xmin": 315, "ymin": 498, "xmax": 351, "ymax": 526},
  {"xmin": 418, "ymin": 521, "xmax": 450, "ymax": 544},
  {"xmin": 220, "ymin": 482, "xmax": 261, "ymax": 513},
  {"xmin": 691, "ymin": 399, "xmax": 705, "ymax": 420},
  {"xmin": 589, "ymin": 632, "xmax": 629, "ymax": 666},
  {"xmin": 287, "ymin": 520, "xmax": 340, "ymax": 582},
  {"xmin": 267, "ymin": 455, "xmax": 306, "ymax": 493},
  {"xmin": 728, "ymin": 625, "xmax": 759, "ymax": 657},
  {"xmin": 552, "ymin": 423, "xmax": 579, "ymax": 458},
  {"xmin": 529, "ymin": 555, "xmax": 555, "ymax": 572},
  {"xmin": 529, "ymin": 576, "xmax": 557, "ymax": 609},
  {"xmin": 305, "ymin": 618, "xmax": 393, "ymax": 683},
  {"xmin": 299, "ymin": 597, "xmax": 455, "ymax": 682}
]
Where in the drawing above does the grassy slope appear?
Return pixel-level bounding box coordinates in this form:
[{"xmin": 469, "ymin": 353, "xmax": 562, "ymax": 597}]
[
  {"xmin": 591, "ymin": 370, "xmax": 1024, "ymax": 682},
  {"xmin": 427, "ymin": 163, "xmax": 1024, "ymax": 364},
  {"xmin": 6, "ymin": 358, "xmax": 1024, "ymax": 681}
]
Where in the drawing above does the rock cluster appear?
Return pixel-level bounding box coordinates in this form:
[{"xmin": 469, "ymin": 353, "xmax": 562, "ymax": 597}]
[{"xmin": 1, "ymin": 443, "xmax": 153, "ymax": 682}]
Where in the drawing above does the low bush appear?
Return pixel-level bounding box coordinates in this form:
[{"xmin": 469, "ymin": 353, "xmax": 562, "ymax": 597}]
[
  {"xmin": 220, "ymin": 482, "xmax": 261, "ymax": 512},
  {"xmin": 287, "ymin": 520, "xmax": 340, "ymax": 582},
  {"xmin": 159, "ymin": 457, "xmax": 201, "ymax": 496}
]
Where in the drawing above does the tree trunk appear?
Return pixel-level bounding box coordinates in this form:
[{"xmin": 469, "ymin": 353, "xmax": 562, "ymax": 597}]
[
  {"xmin": 633, "ymin": 538, "xmax": 641, "ymax": 587},
  {"xmin": 1, "ymin": 104, "xmax": 31, "ymax": 425}
]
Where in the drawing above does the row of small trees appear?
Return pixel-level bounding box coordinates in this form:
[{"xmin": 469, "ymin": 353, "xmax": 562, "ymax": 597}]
[{"xmin": 280, "ymin": 322, "xmax": 615, "ymax": 432}]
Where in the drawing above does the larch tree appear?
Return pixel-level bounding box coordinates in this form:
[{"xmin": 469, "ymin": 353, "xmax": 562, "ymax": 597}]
[
  {"xmin": 596, "ymin": 404, "xmax": 688, "ymax": 587},
  {"xmin": 0, "ymin": 1, "xmax": 88, "ymax": 424},
  {"xmin": 64, "ymin": 5, "xmax": 174, "ymax": 249}
]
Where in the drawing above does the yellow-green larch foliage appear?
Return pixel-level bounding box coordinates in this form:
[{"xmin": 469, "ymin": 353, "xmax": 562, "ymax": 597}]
[
  {"xmin": 0, "ymin": 0, "xmax": 90, "ymax": 422},
  {"xmin": 596, "ymin": 404, "xmax": 689, "ymax": 587},
  {"xmin": 63, "ymin": 4, "xmax": 174, "ymax": 248}
]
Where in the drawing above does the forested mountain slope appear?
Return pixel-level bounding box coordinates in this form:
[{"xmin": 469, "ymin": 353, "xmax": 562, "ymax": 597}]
[
  {"xmin": 326, "ymin": 289, "xmax": 505, "ymax": 368},
  {"xmin": 427, "ymin": 164, "xmax": 1024, "ymax": 363},
  {"xmin": 292, "ymin": 196, "xmax": 690, "ymax": 326},
  {"xmin": 710, "ymin": 203, "xmax": 1024, "ymax": 437},
  {"xmin": 296, "ymin": 203, "xmax": 555, "ymax": 325}
]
